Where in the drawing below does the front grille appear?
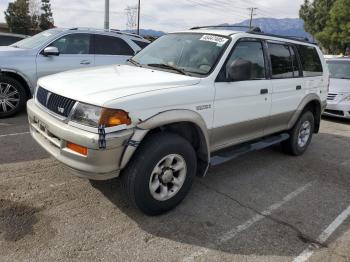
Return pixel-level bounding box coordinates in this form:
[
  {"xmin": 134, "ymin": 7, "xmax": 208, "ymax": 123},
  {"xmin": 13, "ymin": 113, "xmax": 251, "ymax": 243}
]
[
  {"xmin": 36, "ymin": 87, "xmax": 76, "ymax": 117},
  {"xmin": 327, "ymin": 93, "xmax": 337, "ymax": 101},
  {"xmin": 325, "ymin": 109, "xmax": 344, "ymax": 116}
]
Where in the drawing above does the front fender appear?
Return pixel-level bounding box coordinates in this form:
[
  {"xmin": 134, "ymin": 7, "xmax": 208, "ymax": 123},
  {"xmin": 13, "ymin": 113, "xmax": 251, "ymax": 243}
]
[{"xmin": 119, "ymin": 109, "xmax": 210, "ymax": 176}]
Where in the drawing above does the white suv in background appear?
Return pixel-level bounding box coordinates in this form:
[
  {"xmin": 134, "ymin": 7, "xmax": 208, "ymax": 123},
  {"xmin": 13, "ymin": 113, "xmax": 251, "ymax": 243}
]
[
  {"xmin": 27, "ymin": 27, "xmax": 328, "ymax": 215},
  {"xmin": 0, "ymin": 28, "xmax": 149, "ymax": 118},
  {"xmin": 324, "ymin": 57, "xmax": 350, "ymax": 119}
]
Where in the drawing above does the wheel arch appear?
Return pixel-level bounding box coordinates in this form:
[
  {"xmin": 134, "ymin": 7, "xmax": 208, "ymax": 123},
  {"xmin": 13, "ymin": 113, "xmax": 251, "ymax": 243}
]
[
  {"xmin": 120, "ymin": 110, "xmax": 211, "ymax": 177},
  {"xmin": 0, "ymin": 69, "xmax": 33, "ymax": 99},
  {"xmin": 288, "ymin": 94, "xmax": 324, "ymax": 134}
]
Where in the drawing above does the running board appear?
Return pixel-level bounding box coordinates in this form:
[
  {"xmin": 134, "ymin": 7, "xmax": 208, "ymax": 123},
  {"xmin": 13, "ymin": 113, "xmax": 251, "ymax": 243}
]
[{"xmin": 210, "ymin": 133, "xmax": 290, "ymax": 166}]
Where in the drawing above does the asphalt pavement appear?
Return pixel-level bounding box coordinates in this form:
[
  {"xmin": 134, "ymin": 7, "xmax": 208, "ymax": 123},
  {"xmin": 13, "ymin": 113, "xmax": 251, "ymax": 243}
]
[{"xmin": 0, "ymin": 113, "xmax": 349, "ymax": 262}]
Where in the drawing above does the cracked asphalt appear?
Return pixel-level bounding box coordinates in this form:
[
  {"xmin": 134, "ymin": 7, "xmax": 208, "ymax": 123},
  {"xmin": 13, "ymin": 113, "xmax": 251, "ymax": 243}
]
[{"xmin": 0, "ymin": 112, "xmax": 350, "ymax": 262}]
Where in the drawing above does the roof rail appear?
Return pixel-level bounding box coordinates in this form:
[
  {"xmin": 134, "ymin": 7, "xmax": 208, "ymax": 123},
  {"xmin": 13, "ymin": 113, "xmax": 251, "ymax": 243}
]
[
  {"xmin": 190, "ymin": 25, "xmax": 262, "ymax": 33},
  {"xmin": 248, "ymin": 31, "xmax": 317, "ymax": 45},
  {"xmin": 67, "ymin": 27, "xmax": 145, "ymax": 40}
]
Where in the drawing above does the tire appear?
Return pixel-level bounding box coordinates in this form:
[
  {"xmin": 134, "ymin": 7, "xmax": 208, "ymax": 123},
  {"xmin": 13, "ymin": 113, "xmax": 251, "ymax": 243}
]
[
  {"xmin": 282, "ymin": 111, "xmax": 315, "ymax": 156},
  {"xmin": 0, "ymin": 76, "xmax": 27, "ymax": 118},
  {"xmin": 121, "ymin": 132, "xmax": 197, "ymax": 216}
]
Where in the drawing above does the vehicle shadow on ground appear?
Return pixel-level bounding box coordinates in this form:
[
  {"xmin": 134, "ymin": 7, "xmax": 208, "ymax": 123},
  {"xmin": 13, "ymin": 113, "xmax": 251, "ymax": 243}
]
[
  {"xmin": 322, "ymin": 115, "xmax": 350, "ymax": 125},
  {"xmin": 92, "ymin": 132, "xmax": 350, "ymax": 257}
]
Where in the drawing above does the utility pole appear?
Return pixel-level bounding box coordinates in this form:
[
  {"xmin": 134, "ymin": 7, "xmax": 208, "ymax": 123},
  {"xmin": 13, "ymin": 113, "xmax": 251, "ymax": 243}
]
[
  {"xmin": 104, "ymin": 0, "xmax": 110, "ymax": 30},
  {"xmin": 248, "ymin": 7, "xmax": 258, "ymax": 29},
  {"xmin": 137, "ymin": 0, "xmax": 141, "ymax": 35}
]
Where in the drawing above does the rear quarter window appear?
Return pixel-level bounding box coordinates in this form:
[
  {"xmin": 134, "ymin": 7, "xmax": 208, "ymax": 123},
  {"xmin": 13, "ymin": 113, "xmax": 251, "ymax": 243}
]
[
  {"xmin": 132, "ymin": 40, "xmax": 149, "ymax": 49},
  {"xmin": 296, "ymin": 45, "xmax": 323, "ymax": 77}
]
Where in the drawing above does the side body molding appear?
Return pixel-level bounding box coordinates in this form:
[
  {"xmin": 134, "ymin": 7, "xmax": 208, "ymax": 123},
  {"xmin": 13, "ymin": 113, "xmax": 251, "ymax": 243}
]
[
  {"xmin": 120, "ymin": 110, "xmax": 211, "ymax": 177},
  {"xmin": 287, "ymin": 93, "xmax": 323, "ymax": 131}
]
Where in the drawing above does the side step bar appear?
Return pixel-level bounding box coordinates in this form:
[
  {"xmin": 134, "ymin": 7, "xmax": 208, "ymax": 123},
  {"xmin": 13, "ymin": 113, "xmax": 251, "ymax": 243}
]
[{"xmin": 210, "ymin": 133, "xmax": 290, "ymax": 166}]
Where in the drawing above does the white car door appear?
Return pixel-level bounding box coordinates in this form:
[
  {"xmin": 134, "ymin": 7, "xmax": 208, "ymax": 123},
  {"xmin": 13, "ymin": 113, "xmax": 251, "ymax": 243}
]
[
  {"xmin": 93, "ymin": 34, "xmax": 135, "ymax": 66},
  {"xmin": 211, "ymin": 39, "xmax": 272, "ymax": 150},
  {"xmin": 265, "ymin": 42, "xmax": 305, "ymax": 135},
  {"xmin": 36, "ymin": 33, "xmax": 95, "ymax": 79}
]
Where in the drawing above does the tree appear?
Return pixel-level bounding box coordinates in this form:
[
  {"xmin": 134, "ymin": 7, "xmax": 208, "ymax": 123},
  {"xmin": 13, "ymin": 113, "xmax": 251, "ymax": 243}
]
[
  {"xmin": 318, "ymin": 0, "xmax": 350, "ymax": 53},
  {"xmin": 39, "ymin": 0, "xmax": 54, "ymax": 30},
  {"xmin": 29, "ymin": 0, "xmax": 41, "ymax": 31},
  {"xmin": 300, "ymin": 0, "xmax": 350, "ymax": 53},
  {"xmin": 4, "ymin": 0, "xmax": 32, "ymax": 35}
]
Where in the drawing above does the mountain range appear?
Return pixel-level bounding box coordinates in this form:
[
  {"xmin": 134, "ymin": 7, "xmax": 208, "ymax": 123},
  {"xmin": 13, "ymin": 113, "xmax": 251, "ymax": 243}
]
[{"xmin": 135, "ymin": 18, "xmax": 312, "ymax": 40}]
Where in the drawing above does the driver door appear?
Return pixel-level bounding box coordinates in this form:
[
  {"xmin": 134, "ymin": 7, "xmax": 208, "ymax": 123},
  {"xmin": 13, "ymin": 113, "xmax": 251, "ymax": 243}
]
[
  {"xmin": 211, "ymin": 39, "xmax": 272, "ymax": 151},
  {"xmin": 36, "ymin": 33, "xmax": 95, "ymax": 79}
]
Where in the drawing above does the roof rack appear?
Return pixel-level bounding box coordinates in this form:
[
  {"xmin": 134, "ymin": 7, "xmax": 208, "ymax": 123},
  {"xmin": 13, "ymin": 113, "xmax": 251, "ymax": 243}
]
[
  {"xmin": 68, "ymin": 27, "xmax": 145, "ymax": 40},
  {"xmin": 190, "ymin": 25, "xmax": 262, "ymax": 33},
  {"xmin": 248, "ymin": 31, "xmax": 317, "ymax": 45}
]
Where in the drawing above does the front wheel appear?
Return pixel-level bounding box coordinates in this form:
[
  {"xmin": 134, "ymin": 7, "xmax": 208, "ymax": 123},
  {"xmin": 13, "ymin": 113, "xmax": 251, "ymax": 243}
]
[
  {"xmin": 282, "ymin": 111, "xmax": 315, "ymax": 156},
  {"xmin": 121, "ymin": 132, "xmax": 197, "ymax": 216},
  {"xmin": 0, "ymin": 76, "xmax": 27, "ymax": 118}
]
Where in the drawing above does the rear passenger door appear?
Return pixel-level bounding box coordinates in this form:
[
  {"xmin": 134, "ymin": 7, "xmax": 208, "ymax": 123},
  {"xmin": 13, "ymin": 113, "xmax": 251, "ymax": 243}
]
[
  {"xmin": 265, "ymin": 42, "xmax": 304, "ymax": 134},
  {"xmin": 93, "ymin": 34, "xmax": 136, "ymax": 66},
  {"xmin": 212, "ymin": 39, "xmax": 272, "ymax": 150}
]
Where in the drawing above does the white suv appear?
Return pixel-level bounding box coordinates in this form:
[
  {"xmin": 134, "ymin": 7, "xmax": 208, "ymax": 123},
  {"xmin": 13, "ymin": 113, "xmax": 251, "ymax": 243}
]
[{"xmin": 27, "ymin": 27, "xmax": 328, "ymax": 215}]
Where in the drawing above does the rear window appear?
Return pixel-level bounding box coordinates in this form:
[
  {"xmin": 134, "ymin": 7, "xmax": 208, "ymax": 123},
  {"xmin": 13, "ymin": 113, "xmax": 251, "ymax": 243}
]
[
  {"xmin": 94, "ymin": 35, "xmax": 134, "ymax": 56},
  {"xmin": 296, "ymin": 45, "xmax": 323, "ymax": 77},
  {"xmin": 132, "ymin": 40, "xmax": 149, "ymax": 49},
  {"xmin": 268, "ymin": 43, "xmax": 294, "ymax": 79}
]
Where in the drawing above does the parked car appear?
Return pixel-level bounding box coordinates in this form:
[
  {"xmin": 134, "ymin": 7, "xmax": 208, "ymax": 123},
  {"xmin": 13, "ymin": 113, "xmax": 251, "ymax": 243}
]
[
  {"xmin": 27, "ymin": 27, "xmax": 328, "ymax": 215},
  {"xmin": 324, "ymin": 57, "xmax": 350, "ymax": 119},
  {"xmin": 0, "ymin": 32, "xmax": 28, "ymax": 46},
  {"xmin": 0, "ymin": 28, "xmax": 150, "ymax": 118}
]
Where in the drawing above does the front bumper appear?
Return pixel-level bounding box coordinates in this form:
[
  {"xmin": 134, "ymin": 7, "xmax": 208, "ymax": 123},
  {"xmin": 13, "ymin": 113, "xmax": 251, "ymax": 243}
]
[
  {"xmin": 27, "ymin": 99, "xmax": 133, "ymax": 180},
  {"xmin": 324, "ymin": 100, "xmax": 350, "ymax": 119}
]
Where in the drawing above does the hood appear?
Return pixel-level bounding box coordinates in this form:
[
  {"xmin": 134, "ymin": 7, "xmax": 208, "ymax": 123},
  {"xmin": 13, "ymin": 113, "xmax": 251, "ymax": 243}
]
[
  {"xmin": 0, "ymin": 46, "xmax": 31, "ymax": 56},
  {"xmin": 329, "ymin": 78, "xmax": 350, "ymax": 94},
  {"xmin": 38, "ymin": 65, "xmax": 201, "ymax": 106}
]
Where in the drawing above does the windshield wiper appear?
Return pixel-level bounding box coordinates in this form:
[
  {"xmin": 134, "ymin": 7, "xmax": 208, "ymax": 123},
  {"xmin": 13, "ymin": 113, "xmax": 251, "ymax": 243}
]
[
  {"xmin": 147, "ymin": 63, "xmax": 187, "ymax": 75},
  {"xmin": 127, "ymin": 58, "xmax": 142, "ymax": 67}
]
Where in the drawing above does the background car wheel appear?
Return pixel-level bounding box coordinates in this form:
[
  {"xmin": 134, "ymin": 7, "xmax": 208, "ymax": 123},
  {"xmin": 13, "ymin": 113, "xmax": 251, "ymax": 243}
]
[
  {"xmin": 0, "ymin": 76, "xmax": 27, "ymax": 118},
  {"xmin": 282, "ymin": 111, "xmax": 315, "ymax": 156},
  {"xmin": 121, "ymin": 132, "xmax": 197, "ymax": 216}
]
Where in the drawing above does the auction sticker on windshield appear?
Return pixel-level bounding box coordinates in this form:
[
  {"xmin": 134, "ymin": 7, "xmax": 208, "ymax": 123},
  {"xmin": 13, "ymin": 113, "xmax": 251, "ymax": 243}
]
[{"xmin": 200, "ymin": 35, "xmax": 228, "ymax": 46}]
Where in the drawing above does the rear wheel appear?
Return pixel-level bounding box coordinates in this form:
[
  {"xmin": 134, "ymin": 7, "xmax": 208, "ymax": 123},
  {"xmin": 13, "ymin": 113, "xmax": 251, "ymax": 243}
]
[
  {"xmin": 0, "ymin": 76, "xmax": 27, "ymax": 118},
  {"xmin": 121, "ymin": 132, "xmax": 197, "ymax": 216},
  {"xmin": 282, "ymin": 111, "xmax": 315, "ymax": 156}
]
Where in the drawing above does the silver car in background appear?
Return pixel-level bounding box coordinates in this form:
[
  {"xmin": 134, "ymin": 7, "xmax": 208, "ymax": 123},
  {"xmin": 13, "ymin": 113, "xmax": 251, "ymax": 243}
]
[
  {"xmin": 0, "ymin": 28, "xmax": 149, "ymax": 118},
  {"xmin": 324, "ymin": 58, "xmax": 350, "ymax": 119}
]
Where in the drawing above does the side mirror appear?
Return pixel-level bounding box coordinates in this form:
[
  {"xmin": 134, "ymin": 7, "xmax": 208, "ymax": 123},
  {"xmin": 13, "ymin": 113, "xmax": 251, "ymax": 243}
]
[
  {"xmin": 43, "ymin": 46, "xmax": 60, "ymax": 56},
  {"xmin": 227, "ymin": 59, "xmax": 252, "ymax": 81}
]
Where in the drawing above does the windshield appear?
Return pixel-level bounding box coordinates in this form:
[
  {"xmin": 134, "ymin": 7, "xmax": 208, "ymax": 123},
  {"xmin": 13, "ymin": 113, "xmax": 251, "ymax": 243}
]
[
  {"xmin": 11, "ymin": 29, "xmax": 63, "ymax": 49},
  {"xmin": 327, "ymin": 60, "xmax": 350, "ymax": 79},
  {"xmin": 132, "ymin": 33, "xmax": 230, "ymax": 76}
]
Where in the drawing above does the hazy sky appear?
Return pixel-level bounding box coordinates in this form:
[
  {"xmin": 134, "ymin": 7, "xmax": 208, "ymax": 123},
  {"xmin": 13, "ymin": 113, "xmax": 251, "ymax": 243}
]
[{"xmin": 0, "ymin": 0, "xmax": 304, "ymax": 32}]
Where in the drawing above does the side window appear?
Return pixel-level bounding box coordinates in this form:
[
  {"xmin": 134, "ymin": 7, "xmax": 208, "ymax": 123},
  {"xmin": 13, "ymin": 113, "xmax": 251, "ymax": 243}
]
[
  {"xmin": 223, "ymin": 41, "xmax": 266, "ymax": 81},
  {"xmin": 132, "ymin": 40, "xmax": 149, "ymax": 49},
  {"xmin": 0, "ymin": 36, "xmax": 22, "ymax": 45},
  {"xmin": 50, "ymin": 34, "xmax": 91, "ymax": 55},
  {"xmin": 290, "ymin": 46, "xmax": 301, "ymax": 77},
  {"xmin": 268, "ymin": 43, "xmax": 294, "ymax": 79},
  {"xmin": 94, "ymin": 35, "xmax": 135, "ymax": 56},
  {"xmin": 296, "ymin": 45, "xmax": 323, "ymax": 77}
]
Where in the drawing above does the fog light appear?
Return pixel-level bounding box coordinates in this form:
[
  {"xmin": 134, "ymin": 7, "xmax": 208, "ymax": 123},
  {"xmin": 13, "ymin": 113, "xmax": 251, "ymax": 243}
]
[{"xmin": 67, "ymin": 142, "xmax": 88, "ymax": 156}]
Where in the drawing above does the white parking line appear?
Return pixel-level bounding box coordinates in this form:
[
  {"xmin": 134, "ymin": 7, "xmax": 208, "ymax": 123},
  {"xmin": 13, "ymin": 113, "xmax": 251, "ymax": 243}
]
[
  {"xmin": 182, "ymin": 182, "xmax": 313, "ymax": 262},
  {"xmin": 293, "ymin": 204, "xmax": 350, "ymax": 262},
  {"xmin": 0, "ymin": 131, "xmax": 30, "ymax": 138}
]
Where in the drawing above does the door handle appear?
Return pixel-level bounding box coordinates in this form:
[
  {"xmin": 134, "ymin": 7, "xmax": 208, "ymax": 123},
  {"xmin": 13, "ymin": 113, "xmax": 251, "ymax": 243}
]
[
  {"xmin": 296, "ymin": 85, "xmax": 302, "ymax": 90},
  {"xmin": 260, "ymin": 89, "xmax": 268, "ymax": 95},
  {"xmin": 80, "ymin": 60, "xmax": 91, "ymax": 65}
]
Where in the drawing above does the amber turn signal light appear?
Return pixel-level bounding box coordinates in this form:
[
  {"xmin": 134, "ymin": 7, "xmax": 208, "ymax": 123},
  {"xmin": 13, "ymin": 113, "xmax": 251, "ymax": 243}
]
[
  {"xmin": 67, "ymin": 142, "xmax": 88, "ymax": 156},
  {"xmin": 99, "ymin": 108, "xmax": 131, "ymax": 127}
]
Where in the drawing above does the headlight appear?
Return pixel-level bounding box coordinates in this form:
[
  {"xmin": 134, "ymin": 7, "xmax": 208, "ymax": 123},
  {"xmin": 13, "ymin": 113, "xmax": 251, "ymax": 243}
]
[
  {"xmin": 70, "ymin": 102, "xmax": 131, "ymax": 128},
  {"xmin": 344, "ymin": 95, "xmax": 350, "ymax": 102}
]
